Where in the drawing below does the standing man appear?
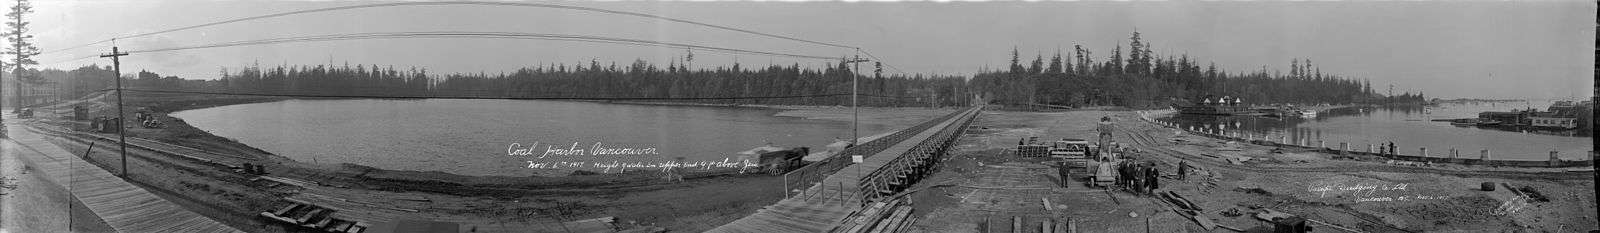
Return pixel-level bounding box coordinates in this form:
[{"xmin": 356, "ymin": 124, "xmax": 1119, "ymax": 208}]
[
  {"xmin": 1133, "ymin": 163, "xmax": 1147, "ymax": 195},
  {"xmin": 1057, "ymin": 161, "xmax": 1070, "ymax": 188},
  {"xmin": 1147, "ymin": 164, "xmax": 1160, "ymax": 193},
  {"xmin": 1178, "ymin": 160, "xmax": 1189, "ymax": 180}
]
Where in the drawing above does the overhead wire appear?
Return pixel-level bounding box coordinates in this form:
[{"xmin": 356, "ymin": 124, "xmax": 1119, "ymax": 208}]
[
  {"xmin": 120, "ymin": 31, "xmax": 837, "ymax": 60},
  {"xmin": 40, "ymin": 1, "xmax": 914, "ymax": 74},
  {"xmin": 42, "ymin": 1, "xmax": 854, "ymax": 55}
]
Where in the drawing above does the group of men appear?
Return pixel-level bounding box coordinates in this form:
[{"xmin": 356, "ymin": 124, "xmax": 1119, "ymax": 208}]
[{"xmin": 1117, "ymin": 160, "xmax": 1160, "ymax": 195}]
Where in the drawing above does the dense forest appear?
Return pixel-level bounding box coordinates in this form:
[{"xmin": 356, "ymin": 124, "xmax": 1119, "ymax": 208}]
[
  {"xmin": 970, "ymin": 30, "xmax": 1404, "ymax": 109},
  {"xmin": 18, "ymin": 30, "xmax": 1424, "ymax": 109},
  {"xmin": 28, "ymin": 60, "xmax": 971, "ymax": 107}
]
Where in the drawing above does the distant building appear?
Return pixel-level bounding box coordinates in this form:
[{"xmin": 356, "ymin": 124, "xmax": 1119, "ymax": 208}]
[
  {"xmin": 1531, "ymin": 100, "xmax": 1590, "ymax": 129},
  {"xmin": 1476, "ymin": 100, "xmax": 1592, "ymax": 130},
  {"xmin": 1528, "ymin": 113, "xmax": 1578, "ymax": 129},
  {"xmin": 1478, "ymin": 111, "xmax": 1526, "ymax": 125}
]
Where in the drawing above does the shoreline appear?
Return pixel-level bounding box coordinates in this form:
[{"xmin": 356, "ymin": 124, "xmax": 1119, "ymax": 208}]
[
  {"xmin": 156, "ymin": 97, "xmax": 945, "ymax": 179},
  {"xmin": 23, "ymin": 94, "xmax": 958, "ymax": 232},
  {"xmin": 1145, "ymin": 107, "xmax": 1594, "ymax": 162}
]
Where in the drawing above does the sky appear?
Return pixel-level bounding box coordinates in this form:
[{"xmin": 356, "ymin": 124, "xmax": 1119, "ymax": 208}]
[{"xmin": 30, "ymin": 0, "xmax": 1596, "ymax": 100}]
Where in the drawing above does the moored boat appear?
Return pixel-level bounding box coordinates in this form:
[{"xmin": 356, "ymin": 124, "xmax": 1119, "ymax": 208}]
[{"xmin": 1174, "ymin": 95, "xmax": 1252, "ymax": 115}]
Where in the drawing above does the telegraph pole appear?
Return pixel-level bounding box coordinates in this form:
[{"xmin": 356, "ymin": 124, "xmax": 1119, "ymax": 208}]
[
  {"xmin": 1, "ymin": 56, "xmax": 7, "ymax": 137},
  {"xmin": 845, "ymin": 50, "xmax": 870, "ymax": 146},
  {"xmin": 100, "ymin": 46, "xmax": 128, "ymax": 177}
]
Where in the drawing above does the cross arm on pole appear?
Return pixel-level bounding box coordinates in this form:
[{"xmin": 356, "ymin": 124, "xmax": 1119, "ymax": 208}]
[{"xmin": 99, "ymin": 46, "xmax": 129, "ymax": 177}]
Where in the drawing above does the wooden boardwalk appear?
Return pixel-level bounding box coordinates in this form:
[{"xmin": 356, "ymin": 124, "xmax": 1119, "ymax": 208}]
[
  {"xmin": 4, "ymin": 123, "xmax": 243, "ymax": 233},
  {"xmin": 708, "ymin": 107, "xmax": 981, "ymax": 233}
]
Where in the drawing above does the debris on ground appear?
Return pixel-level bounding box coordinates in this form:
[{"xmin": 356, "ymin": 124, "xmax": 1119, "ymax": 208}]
[{"xmin": 1234, "ymin": 186, "xmax": 1270, "ymax": 195}]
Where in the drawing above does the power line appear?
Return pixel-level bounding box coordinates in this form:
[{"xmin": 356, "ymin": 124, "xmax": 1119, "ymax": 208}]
[
  {"xmin": 117, "ymin": 31, "xmax": 837, "ymax": 60},
  {"xmin": 858, "ymin": 50, "xmax": 909, "ymax": 75},
  {"xmin": 43, "ymin": 1, "xmax": 854, "ymax": 56},
  {"xmin": 40, "ymin": 1, "xmax": 915, "ymax": 75}
]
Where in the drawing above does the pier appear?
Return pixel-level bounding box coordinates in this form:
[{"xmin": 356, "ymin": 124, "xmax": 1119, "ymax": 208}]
[{"xmin": 709, "ymin": 106, "xmax": 982, "ymax": 232}]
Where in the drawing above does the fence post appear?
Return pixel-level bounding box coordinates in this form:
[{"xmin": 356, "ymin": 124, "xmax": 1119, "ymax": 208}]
[{"xmin": 1549, "ymin": 151, "xmax": 1560, "ymax": 167}]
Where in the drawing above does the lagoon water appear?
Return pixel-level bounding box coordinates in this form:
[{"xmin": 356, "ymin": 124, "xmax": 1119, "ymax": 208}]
[
  {"xmin": 1158, "ymin": 100, "xmax": 1593, "ymax": 161},
  {"xmin": 172, "ymin": 99, "xmax": 891, "ymax": 176}
]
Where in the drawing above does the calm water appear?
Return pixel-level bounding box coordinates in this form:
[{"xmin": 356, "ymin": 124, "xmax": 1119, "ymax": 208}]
[
  {"xmin": 1158, "ymin": 101, "xmax": 1592, "ymax": 161},
  {"xmin": 172, "ymin": 99, "xmax": 890, "ymax": 176}
]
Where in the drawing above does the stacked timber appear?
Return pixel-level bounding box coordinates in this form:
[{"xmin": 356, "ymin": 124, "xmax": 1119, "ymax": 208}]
[
  {"xmin": 259, "ymin": 201, "xmax": 370, "ymax": 233},
  {"xmin": 832, "ymin": 199, "xmax": 919, "ymax": 233}
]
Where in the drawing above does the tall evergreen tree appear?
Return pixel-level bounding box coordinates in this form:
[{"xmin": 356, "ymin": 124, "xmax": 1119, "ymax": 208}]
[
  {"xmin": 1108, "ymin": 44, "xmax": 1123, "ymax": 75},
  {"xmin": 1128, "ymin": 30, "xmax": 1146, "ymax": 74},
  {"xmin": 1009, "ymin": 47, "xmax": 1024, "ymax": 74},
  {"xmin": 1047, "ymin": 50, "xmax": 1064, "ymax": 74},
  {"xmin": 4, "ymin": 0, "xmax": 38, "ymax": 109},
  {"xmin": 1074, "ymin": 45, "xmax": 1087, "ymax": 75},
  {"xmin": 1029, "ymin": 54, "xmax": 1044, "ymax": 74}
]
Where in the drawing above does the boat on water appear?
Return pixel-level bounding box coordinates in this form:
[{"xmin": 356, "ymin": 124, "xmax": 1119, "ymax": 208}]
[
  {"xmin": 1295, "ymin": 110, "xmax": 1317, "ymax": 117},
  {"xmin": 1174, "ymin": 95, "xmax": 1253, "ymax": 115},
  {"xmin": 1448, "ymin": 118, "xmax": 1479, "ymax": 127}
]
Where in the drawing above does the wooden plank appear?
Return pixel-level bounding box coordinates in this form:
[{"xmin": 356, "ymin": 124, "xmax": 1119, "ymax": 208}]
[
  {"xmin": 1012, "ymin": 216, "xmax": 1023, "ymax": 233},
  {"xmin": 869, "ymin": 206, "xmax": 912, "ymax": 233},
  {"xmin": 894, "ymin": 215, "xmax": 918, "ymax": 233},
  {"xmin": 5, "ymin": 125, "xmax": 243, "ymax": 233}
]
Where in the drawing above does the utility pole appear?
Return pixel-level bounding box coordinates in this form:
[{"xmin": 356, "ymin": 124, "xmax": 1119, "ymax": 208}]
[
  {"xmin": 844, "ymin": 50, "xmax": 870, "ymax": 146},
  {"xmin": 0, "ymin": 53, "xmax": 7, "ymax": 136},
  {"xmin": 100, "ymin": 46, "xmax": 128, "ymax": 177}
]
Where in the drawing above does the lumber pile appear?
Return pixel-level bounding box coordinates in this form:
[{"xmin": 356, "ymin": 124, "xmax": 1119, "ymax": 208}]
[
  {"xmin": 258, "ymin": 200, "xmax": 369, "ymax": 233},
  {"xmin": 1157, "ymin": 191, "xmax": 1232, "ymax": 231},
  {"xmin": 832, "ymin": 199, "xmax": 919, "ymax": 233}
]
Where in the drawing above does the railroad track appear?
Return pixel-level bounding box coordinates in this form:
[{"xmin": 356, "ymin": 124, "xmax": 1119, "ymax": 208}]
[
  {"xmin": 1121, "ymin": 125, "xmax": 1589, "ymax": 181},
  {"xmin": 25, "ymin": 123, "xmax": 255, "ymax": 166}
]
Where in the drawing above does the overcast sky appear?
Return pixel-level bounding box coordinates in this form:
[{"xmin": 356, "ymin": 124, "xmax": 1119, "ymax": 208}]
[{"xmin": 32, "ymin": 0, "xmax": 1595, "ymax": 99}]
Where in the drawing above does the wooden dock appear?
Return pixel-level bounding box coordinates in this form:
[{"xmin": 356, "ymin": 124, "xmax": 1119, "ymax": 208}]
[
  {"xmin": 709, "ymin": 107, "xmax": 982, "ymax": 233},
  {"xmin": 4, "ymin": 123, "xmax": 243, "ymax": 233}
]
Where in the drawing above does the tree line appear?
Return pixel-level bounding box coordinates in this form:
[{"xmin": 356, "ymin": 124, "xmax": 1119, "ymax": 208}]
[
  {"xmin": 27, "ymin": 30, "xmax": 1423, "ymax": 109},
  {"xmin": 971, "ymin": 30, "xmax": 1402, "ymax": 109},
  {"xmin": 33, "ymin": 59, "xmax": 973, "ymax": 107}
]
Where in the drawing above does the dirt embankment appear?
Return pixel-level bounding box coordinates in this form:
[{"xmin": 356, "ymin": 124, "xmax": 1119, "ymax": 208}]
[{"xmin": 30, "ymin": 93, "xmax": 952, "ymax": 232}]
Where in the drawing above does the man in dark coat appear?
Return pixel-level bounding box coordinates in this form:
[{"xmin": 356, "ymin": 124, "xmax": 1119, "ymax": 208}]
[
  {"xmin": 1057, "ymin": 161, "xmax": 1070, "ymax": 188},
  {"xmin": 1132, "ymin": 164, "xmax": 1147, "ymax": 194},
  {"xmin": 1178, "ymin": 160, "xmax": 1189, "ymax": 180},
  {"xmin": 1119, "ymin": 162, "xmax": 1131, "ymax": 191},
  {"xmin": 1148, "ymin": 165, "xmax": 1160, "ymax": 193}
]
